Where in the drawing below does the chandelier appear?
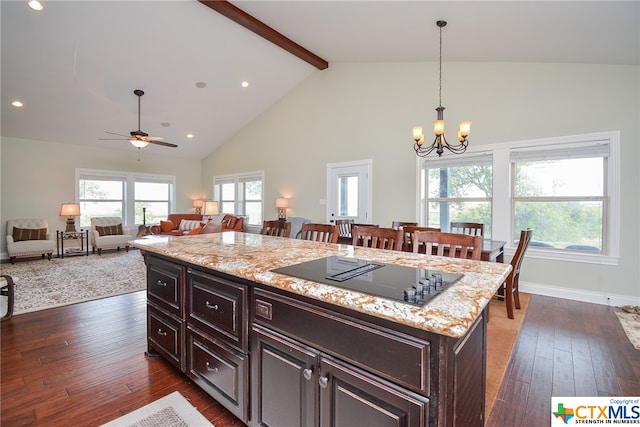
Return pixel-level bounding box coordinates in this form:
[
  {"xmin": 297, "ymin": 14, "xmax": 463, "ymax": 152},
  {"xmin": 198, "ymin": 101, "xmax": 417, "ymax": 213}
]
[{"xmin": 412, "ymin": 20, "xmax": 471, "ymax": 157}]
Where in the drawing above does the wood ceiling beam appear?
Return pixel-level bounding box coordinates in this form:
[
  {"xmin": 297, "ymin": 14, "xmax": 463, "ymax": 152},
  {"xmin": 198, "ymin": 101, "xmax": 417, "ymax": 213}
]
[{"xmin": 198, "ymin": 0, "xmax": 328, "ymax": 70}]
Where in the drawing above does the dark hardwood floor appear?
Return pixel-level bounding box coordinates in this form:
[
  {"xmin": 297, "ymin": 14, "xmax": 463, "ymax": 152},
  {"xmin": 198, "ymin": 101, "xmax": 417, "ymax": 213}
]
[{"xmin": 1, "ymin": 291, "xmax": 638, "ymax": 426}]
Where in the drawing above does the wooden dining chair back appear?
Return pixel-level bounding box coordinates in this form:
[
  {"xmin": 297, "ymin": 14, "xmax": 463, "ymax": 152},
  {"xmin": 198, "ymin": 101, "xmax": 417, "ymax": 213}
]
[
  {"xmin": 505, "ymin": 228, "xmax": 533, "ymax": 319},
  {"xmin": 260, "ymin": 220, "xmax": 292, "ymax": 238},
  {"xmin": 402, "ymin": 226, "xmax": 441, "ymax": 252},
  {"xmin": 335, "ymin": 219, "xmax": 355, "ymax": 240},
  {"xmin": 351, "ymin": 226, "xmax": 403, "ymax": 251},
  {"xmin": 300, "ymin": 223, "xmax": 339, "ymax": 244},
  {"xmin": 450, "ymin": 222, "xmax": 484, "ymax": 237},
  {"xmin": 391, "ymin": 221, "xmax": 418, "ymax": 230},
  {"xmin": 412, "ymin": 231, "xmax": 482, "ymax": 260}
]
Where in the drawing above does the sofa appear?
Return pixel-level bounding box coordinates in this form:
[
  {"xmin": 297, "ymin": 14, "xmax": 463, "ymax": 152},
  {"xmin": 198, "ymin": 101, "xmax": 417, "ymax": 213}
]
[
  {"xmin": 90, "ymin": 217, "xmax": 132, "ymax": 255},
  {"xmin": 6, "ymin": 219, "xmax": 56, "ymax": 263},
  {"xmin": 150, "ymin": 213, "xmax": 245, "ymax": 236}
]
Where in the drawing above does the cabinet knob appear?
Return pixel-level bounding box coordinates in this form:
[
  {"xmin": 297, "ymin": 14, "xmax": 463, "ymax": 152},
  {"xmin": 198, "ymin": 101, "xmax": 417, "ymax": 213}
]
[
  {"xmin": 303, "ymin": 368, "xmax": 313, "ymax": 381},
  {"xmin": 205, "ymin": 301, "xmax": 219, "ymax": 310},
  {"xmin": 157, "ymin": 329, "xmax": 167, "ymax": 336},
  {"xmin": 206, "ymin": 362, "xmax": 219, "ymax": 373},
  {"xmin": 318, "ymin": 376, "xmax": 328, "ymax": 388},
  {"xmin": 156, "ymin": 280, "xmax": 167, "ymax": 287}
]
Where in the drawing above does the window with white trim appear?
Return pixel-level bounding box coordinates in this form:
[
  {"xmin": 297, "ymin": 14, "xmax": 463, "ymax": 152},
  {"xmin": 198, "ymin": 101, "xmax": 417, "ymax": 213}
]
[
  {"xmin": 510, "ymin": 142, "xmax": 609, "ymax": 253},
  {"xmin": 420, "ymin": 153, "xmax": 493, "ymax": 238},
  {"xmin": 77, "ymin": 169, "xmax": 174, "ymax": 228},
  {"xmin": 417, "ymin": 131, "xmax": 620, "ymax": 264},
  {"xmin": 213, "ymin": 171, "xmax": 264, "ymax": 226}
]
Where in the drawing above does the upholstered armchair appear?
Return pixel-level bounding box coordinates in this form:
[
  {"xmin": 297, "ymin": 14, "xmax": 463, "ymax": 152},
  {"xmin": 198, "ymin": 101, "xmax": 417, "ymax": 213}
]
[
  {"xmin": 90, "ymin": 217, "xmax": 132, "ymax": 255},
  {"xmin": 6, "ymin": 219, "xmax": 56, "ymax": 263}
]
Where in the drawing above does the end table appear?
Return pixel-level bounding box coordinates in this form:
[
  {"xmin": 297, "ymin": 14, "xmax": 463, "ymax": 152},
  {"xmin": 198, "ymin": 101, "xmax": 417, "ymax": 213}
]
[{"xmin": 57, "ymin": 230, "xmax": 89, "ymax": 258}]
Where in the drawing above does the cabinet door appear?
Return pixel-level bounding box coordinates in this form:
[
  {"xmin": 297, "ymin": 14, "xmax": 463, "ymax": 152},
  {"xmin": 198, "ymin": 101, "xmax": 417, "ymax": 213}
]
[
  {"xmin": 252, "ymin": 325, "xmax": 318, "ymax": 427},
  {"xmin": 319, "ymin": 356, "xmax": 429, "ymax": 427}
]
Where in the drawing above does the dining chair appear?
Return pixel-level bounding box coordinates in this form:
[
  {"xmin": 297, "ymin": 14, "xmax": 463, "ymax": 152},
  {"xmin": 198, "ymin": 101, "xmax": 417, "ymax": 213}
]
[
  {"xmin": 412, "ymin": 230, "xmax": 482, "ymax": 260},
  {"xmin": 402, "ymin": 226, "xmax": 441, "ymax": 252},
  {"xmin": 335, "ymin": 219, "xmax": 355, "ymax": 242},
  {"xmin": 450, "ymin": 221, "xmax": 484, "ymax": 237},
  {"xmin": 260, "ymin": 220, "xmax": 292, "ymax": 238},
  {"xmin": 504, "ymin": 228, "xmax": 533, "ymax": 319},
  {"xmin": 300, "ymin": 223, "xmax": 339, "ymax": 243},
  {"xmin": 351, "ymin": 226, "xmax": 403, "ymax": 251},
  {"xmin": 391, "ymin": 221, "xmax": 418, "ymax": 230}
]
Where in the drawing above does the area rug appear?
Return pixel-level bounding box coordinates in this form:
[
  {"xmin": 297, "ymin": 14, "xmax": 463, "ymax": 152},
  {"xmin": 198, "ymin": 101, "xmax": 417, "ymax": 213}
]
[
  {"xmin": 101, "ymin": 391, "xmax": 213, "ymax": 427},
  {"xmin": 0, "ymin": 250, "xmax": 146, "ymax": 314},
  {"xmin": 615, "ymin": 310, "xmax": 640, "ymax": 350},
  {"xmin": 485, "ymin": 292, "xmax": 530, "ymax": 419}
]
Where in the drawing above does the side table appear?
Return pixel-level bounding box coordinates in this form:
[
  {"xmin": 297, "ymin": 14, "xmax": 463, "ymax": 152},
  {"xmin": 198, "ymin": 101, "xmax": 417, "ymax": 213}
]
[{"xmin": 57, "ymin": 230, "xmax": 89, "ymax": 258}]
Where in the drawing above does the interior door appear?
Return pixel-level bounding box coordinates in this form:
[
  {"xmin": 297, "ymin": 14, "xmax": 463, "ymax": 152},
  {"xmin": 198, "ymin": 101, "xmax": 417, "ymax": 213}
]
[{"xmin": 327, "ymin": 160, "xmax": 371, "ymax": 225}]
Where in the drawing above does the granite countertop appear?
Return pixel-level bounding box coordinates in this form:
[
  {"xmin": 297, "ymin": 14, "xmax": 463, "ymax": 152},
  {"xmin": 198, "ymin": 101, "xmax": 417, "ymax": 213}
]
[{"xmin": 132, "ymin": 232, "xmax": 512, "ymax": 338}]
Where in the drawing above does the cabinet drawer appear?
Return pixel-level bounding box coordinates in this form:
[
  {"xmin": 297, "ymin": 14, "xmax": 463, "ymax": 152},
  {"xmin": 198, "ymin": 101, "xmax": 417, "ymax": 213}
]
[
  {"xmin": 187, "ymin": 329, "xmax": 248, "ymax": 423},
  {"xmin": 147, "ymin": 305, "xmax": 183, "ymax": 371},
  {"xmin": 147, "ymin": 257, "xmax": 184, "ymax": 316},
  {"xmin": 254, "ymin": 289, "xmax": 430, "ymax": 394},
  {"xmin": 187, "ymin": 270, "xmax": 248, "ymax": 352}
]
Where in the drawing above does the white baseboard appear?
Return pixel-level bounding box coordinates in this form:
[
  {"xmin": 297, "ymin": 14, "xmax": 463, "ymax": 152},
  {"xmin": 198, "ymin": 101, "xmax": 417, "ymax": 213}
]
[{"xmin": 520, "ymin": 281, "xmax": 640, "ymax": 308}]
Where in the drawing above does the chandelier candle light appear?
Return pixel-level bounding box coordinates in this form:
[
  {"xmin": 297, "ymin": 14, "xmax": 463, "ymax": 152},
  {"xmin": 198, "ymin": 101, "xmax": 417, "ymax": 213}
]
[{"xmin": 412, "ymin": 20, "xmax": 471, "ymax": 157}]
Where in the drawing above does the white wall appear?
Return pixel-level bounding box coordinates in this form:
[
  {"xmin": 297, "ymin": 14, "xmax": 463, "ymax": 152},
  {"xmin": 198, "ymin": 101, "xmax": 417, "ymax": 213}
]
[
  {"xmin": 0, "ymin": 137, "xmax": 203, "ymax": 255},
  {"xmin": 201, "ymin": 61, "xmax": 640, "ymax": 303}
]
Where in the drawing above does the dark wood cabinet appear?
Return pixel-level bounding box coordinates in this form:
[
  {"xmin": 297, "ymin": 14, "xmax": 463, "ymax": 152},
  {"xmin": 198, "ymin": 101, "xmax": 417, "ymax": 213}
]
[{"xmin": 144, "ymin": 253, "xmax": 488, "ymax": 427}]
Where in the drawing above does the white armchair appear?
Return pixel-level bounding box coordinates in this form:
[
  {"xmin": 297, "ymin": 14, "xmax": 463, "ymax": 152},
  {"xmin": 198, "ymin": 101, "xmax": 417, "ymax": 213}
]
[
  {"xmin": 90, "ymin": 217, "xmax": 132, "ymax": 255},
  {"xmin": 6, "ymin": 219, "xmax": 56, "ymax": 264}
]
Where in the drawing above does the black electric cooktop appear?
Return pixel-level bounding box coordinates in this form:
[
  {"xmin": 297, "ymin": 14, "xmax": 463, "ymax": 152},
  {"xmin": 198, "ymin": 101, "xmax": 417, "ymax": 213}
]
[{"xmin": 271, "ymin": 256, "xmax": 463, "ymax": 306}]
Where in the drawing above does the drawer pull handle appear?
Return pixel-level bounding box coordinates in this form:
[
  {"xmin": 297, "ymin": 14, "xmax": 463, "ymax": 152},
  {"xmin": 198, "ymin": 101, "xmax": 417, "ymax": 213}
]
[
  {"xmin": 206, "ymin": 362, "xmax": 219, "ymax": 373},
  {"xmin": 157, "ymin": 329, "xmax": 167, "ymax": 336},
  {"xmin": 156, "ymin": 280, "xmax": 167, "ymax": 287},
  {"xmin": 303, "ymin": 368, "xmax": 313, "ymax": 381},
  {"xmin": 318, "ymin": 376, "xmax": 328, "ymax": 388},
  {"xmin": 205, "ymin": 301, "xmax": 219, "ymax": 310}
]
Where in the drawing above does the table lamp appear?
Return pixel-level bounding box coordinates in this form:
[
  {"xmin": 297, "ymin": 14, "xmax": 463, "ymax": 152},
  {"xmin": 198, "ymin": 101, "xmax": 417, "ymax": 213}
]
[
  {"xmin": 203, "ymin": 201, "xmax": 220, "ymax": 221},
  {"xmin": 60, "ymin": 203, "xmax": 81, "ymax": 232},
  {"xmin": 275, "ymin": 198, "xmax": 289, "ymax": 221}
]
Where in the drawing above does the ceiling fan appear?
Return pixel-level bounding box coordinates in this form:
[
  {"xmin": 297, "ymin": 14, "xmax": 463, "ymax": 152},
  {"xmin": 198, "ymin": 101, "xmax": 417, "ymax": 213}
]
[{"xmin": 101, "ymin": 89, "xmax": 178, "ymax": 150}]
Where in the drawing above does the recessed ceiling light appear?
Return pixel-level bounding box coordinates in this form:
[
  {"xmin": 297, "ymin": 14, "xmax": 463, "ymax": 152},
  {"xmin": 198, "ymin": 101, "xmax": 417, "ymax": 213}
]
[
  {"xmin": 241, "ymin": 81, "xmax": 249, "ymax": 88},
  {"xmin": 186, "ymin": 134, "xmax": 194, "ymax": 139},
  {"xmin": 195, "ymin": 82, "xmax": 207, "ymax": 89},
  {"xmin": 27, "ymin": 0, "xmax": 44, "ymax": 11},
  {"xmin": 11, "ymin": 100, "xmax": 24, "ymax": 108},
  {"xmin": 161, "ymin": 122, "xmax": 171, "ymax": 127}
]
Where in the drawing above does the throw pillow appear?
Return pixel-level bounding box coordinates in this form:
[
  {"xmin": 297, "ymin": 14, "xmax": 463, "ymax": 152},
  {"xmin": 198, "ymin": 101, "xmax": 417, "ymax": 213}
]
[
  {"xmin": 178, "ymin": 219, "xmax": 202, "ymax": 231},
  {"xmin": 95, "ymin": 224, "xmax": 123, "ymax": 236},
  {"xmin": 201, "ymin": 221, "xmax": 222, "ymax": 234},
  {"xmin": 12, "ymin": 227, "xmax": 47, "ymax": 242},
  {"xmin": 160, "ymin": 220, "xmax": 175, "ymax": 232},
  {"xmin": 186, "ymin": 225, "xmax": 204, "ymax": 235}
]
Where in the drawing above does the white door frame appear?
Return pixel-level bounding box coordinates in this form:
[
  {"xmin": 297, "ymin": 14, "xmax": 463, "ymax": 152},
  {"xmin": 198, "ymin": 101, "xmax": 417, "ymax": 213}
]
[{"xmin": 326, "ymin": 159, "xmax": 372, "ymax": 224}]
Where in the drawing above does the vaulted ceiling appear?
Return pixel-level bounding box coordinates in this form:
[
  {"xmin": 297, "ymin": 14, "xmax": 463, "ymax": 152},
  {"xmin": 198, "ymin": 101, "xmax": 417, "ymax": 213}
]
[{"xmin": 2, "ymin": 1, "xmax": 638, "ymax": 159}]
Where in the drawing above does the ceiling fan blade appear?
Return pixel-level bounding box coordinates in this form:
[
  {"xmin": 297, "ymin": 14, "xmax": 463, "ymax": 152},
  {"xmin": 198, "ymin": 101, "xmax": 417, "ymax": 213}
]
[
  {"xmin": 148, "ymin": 139, "xmax": 178, "ymax": 148},
  {"xmin": 104, "ymin": 131, "xmax": 129, "ymax": 137}
]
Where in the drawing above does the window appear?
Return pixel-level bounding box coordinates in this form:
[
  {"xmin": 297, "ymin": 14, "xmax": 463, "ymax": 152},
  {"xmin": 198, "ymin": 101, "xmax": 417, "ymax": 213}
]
[
  {"xmin": 77, "ymin": 169, "xmax": 174, "ymax": 228},
  {"xmin": 213, "ymin": 171, "xmax": 264, "ymax": 226},
  {"xmin": 511, "ymin": 143, "xmax": 609, "ymax": 253},
  {"xmin": 420, "ymin": 154, "xmax": 493, "ymax": 238},
  {"xmin": 416, "ymin": 131, "xmax": 620, "ymax": 265}
]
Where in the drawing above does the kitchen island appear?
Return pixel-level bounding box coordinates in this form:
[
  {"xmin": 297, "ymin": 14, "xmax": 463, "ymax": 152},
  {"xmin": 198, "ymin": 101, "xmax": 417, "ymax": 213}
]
[{"xmin": 133, "ymin": 232, "xmax": 511, "ymax": 427}]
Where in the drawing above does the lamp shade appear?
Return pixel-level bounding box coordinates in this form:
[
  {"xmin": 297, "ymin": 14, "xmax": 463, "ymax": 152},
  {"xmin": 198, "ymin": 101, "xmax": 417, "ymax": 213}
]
[
  {"xmin": 203, "ymin": 201, "xmax": 220, "ymax": 216},
  {"xmin": 275, "ymin": 198, "xmax": 289, "ymax": 209},
  {"xmin": 192, "ymin": 199, "xmax": 204, "ymax": 209},
  {"xmin": 60, "ymin": 203, "xmax": 80, "ymax": 216}
]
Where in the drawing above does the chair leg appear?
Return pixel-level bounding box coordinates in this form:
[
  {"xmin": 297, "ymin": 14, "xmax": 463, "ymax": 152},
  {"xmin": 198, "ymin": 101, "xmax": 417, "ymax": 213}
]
[
  {"xmin": 10, "ymin": 257, "xmax": 15, "ymax": 264},
  {"xmin": 513, "ymin": 275, "xmax": 521, "ymax": 310},
  {"xmin": 47, "ymin": 253, "xmax": 52, "ymax": 261},
  {"xmin": 1, "ymin": 275, "xmax": 14, "ymax": 321},
  {"xmin": 505, "ymin": 278, "xmax": 514, "ymax": 319}
]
